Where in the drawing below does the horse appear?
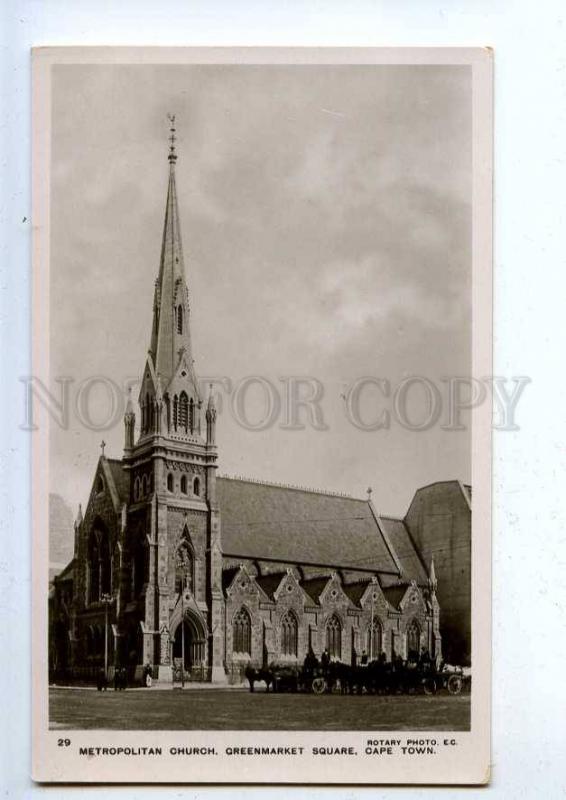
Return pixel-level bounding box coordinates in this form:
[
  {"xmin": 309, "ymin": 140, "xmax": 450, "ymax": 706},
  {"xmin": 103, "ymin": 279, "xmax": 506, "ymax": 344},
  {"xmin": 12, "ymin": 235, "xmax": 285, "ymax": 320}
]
[{"xmin": 244, "ymin": 664, "xmax": 276, "ymax": 692}]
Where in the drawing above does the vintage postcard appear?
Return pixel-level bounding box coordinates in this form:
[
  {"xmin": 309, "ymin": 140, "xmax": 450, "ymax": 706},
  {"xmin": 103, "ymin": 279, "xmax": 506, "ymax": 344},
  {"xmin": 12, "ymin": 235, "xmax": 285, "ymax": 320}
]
[{"xmin": 32, "ymin": 46, "xmax": 492, "ymax": 784}]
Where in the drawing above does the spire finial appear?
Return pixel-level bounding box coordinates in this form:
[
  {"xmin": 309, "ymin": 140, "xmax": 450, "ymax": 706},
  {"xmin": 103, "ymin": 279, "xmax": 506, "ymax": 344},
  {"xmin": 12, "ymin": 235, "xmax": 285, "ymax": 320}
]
[
  {"xmin": 167, "ymin": 113, "xmax": 177, "ymax": 164},
  {"xmin": 428, "ymin": 555, "xmax": 438, "ymax": 593},
  {"xmin": 366, "ymin": 486, "xmax": 373, "ymax": 501},
  {"xmin": 125, "ymin": 386, "xmax": 134, "ymax": 415}
]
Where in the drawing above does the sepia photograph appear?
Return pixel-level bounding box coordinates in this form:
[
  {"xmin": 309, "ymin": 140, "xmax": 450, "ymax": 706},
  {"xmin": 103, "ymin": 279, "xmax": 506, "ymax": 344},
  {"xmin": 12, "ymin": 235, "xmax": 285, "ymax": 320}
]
[{"xmin": 32, "ymin": 47, "xmax": 492, "ymax": 783}]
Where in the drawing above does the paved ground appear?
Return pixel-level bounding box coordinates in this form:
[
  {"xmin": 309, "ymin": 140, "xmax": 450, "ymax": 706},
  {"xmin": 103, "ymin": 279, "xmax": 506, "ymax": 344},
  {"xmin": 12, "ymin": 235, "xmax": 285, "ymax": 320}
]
[{"xmin": 50, "ymin": 687, "xmax": 470, "ymax": 731}]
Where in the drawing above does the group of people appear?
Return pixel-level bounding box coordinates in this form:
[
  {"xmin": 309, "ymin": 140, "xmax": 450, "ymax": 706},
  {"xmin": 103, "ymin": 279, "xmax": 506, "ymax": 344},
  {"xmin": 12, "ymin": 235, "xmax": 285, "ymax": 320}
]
[
  {"xmin": 96, "ymin": 666, "xmax": 129, "ymax": 691},
  {"xmin": 302, "ymin": 646, "xmax": 434, "ymax": 675},
  {"xmin": 96, "ymin": 663, "xmax": 153, "ymax": 691}
]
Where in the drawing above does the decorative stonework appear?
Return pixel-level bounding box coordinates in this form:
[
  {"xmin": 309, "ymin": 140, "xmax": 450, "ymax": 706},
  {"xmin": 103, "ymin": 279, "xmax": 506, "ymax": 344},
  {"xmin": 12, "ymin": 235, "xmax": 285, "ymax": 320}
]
[{"xmin": 165, "ymin": 460, "xmax": 204, "ymax": 474}]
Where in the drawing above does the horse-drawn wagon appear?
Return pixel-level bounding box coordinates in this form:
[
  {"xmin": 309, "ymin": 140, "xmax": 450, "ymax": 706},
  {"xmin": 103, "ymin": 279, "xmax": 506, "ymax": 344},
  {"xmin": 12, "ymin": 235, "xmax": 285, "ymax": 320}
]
[
  {"xmin": 245, "ymin": 659, "xmax": 470, "ymax": 696},
  {"xmin": 430, "ymin": 664, "xmax": 471, "ymax": 695},
  {"xmin": 244, "ymin": 663, "xmax": 325, "ymax": 693}
]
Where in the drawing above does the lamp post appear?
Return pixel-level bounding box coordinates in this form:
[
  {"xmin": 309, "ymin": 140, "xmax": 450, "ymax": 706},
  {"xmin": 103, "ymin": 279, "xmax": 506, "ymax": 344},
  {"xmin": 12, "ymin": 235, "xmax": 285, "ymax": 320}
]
[
  {"xmin": 175, "ymin": 554, "xmax": 186, "ymax": 689},
  {"xmin": 370, "ymin": 592, "xmax": 375, "ymax": 662},
  {"xmin": 101, "ymin": 593, "xmax": 113, "ymax": 680},
  {"xmin": 180, "ymin": 582, "xmax": 185, "ymax": 689}
]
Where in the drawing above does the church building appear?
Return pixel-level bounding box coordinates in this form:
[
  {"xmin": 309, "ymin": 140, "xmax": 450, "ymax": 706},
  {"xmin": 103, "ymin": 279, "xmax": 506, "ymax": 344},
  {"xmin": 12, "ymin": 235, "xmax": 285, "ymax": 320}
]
[{"xmin": 50, "ymin": 121, "xmax": 470, "ymax": 685}]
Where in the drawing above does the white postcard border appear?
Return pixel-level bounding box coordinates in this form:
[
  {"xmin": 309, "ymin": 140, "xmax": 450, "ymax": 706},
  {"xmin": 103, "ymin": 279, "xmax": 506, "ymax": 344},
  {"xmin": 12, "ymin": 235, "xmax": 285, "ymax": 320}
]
[{"xmin": 31, "ymin": 45, "xmax": 492, "ymax": 785}]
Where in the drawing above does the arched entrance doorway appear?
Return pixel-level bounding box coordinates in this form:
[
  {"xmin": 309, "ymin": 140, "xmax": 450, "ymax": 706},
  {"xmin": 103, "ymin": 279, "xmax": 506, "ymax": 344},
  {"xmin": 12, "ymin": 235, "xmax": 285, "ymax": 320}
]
[{"xmin": 172, "ymin": 612, "xmax": 206, "ymax": 677}]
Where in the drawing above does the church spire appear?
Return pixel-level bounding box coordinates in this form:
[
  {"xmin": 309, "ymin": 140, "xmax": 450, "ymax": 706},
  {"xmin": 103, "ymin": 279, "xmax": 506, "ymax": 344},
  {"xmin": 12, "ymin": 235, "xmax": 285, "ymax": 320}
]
[{"xmin": 148, "ymin": 114, "xmax": 194, "ymax": 388}]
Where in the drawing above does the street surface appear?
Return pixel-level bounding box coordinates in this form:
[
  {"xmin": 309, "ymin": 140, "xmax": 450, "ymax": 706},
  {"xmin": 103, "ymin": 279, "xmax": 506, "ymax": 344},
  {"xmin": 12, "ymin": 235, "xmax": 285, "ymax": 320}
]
[{"xmin": 50, "ymin": 687, "xmax": 470, "ymax": 731}]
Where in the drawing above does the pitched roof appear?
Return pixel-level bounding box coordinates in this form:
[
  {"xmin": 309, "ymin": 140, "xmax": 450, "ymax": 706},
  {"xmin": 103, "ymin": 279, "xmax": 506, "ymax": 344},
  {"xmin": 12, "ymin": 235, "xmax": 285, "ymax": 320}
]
[
  {"xmin": 342, "ymin": 580, "xmax": 371, "ymax": 606},
  {"xmin": 105, "ymin": 459, "xmax": 129, "ymax": 505},
  {"xmin": 216, "ymin": 477, "xmax": 399, "ymax": 575},
  {"xmin": 301, "ymin": 577, "xmax": 331, "ymax": 604},
  {"xmin": 255, "ymin": 573, "xmax": 286, "ymax": 600},
  {"xmin": 221, "ymin": 566, "xmax": 240, "ymax": 593},
  {"xmin": 52, "ymin": 558, "xmax": 74, "ymax": 586},
  {"xmin": 382, "ymin": 583, "xmax": 409, "ymax": 610},
  {"xmin": 378, "ymin": 516, "xmax": 428, "ymax": 584}
]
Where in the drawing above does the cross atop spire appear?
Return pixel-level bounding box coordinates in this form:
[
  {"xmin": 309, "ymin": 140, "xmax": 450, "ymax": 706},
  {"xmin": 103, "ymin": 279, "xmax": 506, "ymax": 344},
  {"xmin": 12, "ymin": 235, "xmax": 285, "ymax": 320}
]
[{"xmin": 167, "ymin": 113, "xmax": 177, "ymax": 164}]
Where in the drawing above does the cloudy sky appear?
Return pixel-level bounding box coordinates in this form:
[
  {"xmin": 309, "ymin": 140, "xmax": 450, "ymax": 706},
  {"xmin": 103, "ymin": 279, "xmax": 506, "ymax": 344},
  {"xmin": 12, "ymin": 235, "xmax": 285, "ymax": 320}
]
[{"xmin": 50, "ymin": 63, "xmax": 471, "ymax": 517}]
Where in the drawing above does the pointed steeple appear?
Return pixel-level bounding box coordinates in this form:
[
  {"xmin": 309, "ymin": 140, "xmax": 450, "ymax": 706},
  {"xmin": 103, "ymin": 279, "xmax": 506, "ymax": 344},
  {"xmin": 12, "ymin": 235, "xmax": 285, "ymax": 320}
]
[
  {"xmin": 149, "ymin": 114, "xmax": 193, "ymax": 387},
  {"xmin": 207, "ymin": 383, "xmax": 216, "ymax": 412},
  {"xmin": 428, "ymin": 556, "xmax": 438, "ymax": 594},
  {"xmin": 124, "ymin": 387, "xmax": 135, "ymax": 451},
  {"xmin": 125, "ymin": 386, "xmax": 135, "ymax": 415},
  {"xmin": 206, "ymin": 384, "xmax": 217, "ymax": 445}
]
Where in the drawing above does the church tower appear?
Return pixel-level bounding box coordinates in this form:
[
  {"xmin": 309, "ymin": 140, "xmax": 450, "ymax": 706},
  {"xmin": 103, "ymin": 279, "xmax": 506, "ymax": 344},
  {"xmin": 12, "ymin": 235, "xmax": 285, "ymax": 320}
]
[{"xmin": 122, "ymin": 116, "xmax": 224, "ymax": 682}]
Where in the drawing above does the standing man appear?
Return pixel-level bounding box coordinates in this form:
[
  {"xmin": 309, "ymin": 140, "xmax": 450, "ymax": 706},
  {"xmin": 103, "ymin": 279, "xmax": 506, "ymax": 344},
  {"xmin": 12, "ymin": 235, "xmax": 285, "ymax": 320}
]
[{"xmin": 97, "ymin": 667, "xmax": 107, "ymax": 691}]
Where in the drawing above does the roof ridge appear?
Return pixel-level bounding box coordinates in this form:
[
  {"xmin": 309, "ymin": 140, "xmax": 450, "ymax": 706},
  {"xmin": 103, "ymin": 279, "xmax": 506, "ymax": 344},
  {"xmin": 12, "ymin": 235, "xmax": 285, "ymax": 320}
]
[
  {"xmin": 217, "ymin": 473, "xmax": 361, "ymax": 501},
  {"xmin": 414, "ymin": 479, "xmax": 464, "ymax": 493}
]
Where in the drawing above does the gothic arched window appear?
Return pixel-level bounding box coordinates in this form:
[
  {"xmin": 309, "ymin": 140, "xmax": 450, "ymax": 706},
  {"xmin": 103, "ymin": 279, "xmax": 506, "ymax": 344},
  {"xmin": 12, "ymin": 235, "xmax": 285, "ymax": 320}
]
[
  {"xmin": 233, "ymin": 608, "xmax": 252, "ymax": 655},
  {"xmin": 189, "ymin": 397, "xmax": 194, "ymax": 432},
  {"xmin": 281, "ymin": 610, "xmax": 298, "ymax": 656},
  {"xmin": 177, "ymin": 305, "xmax": 183, "ymax": 334},
  {"xmin": 173, "ymin": 395, "xmax": 178, "ymax": 431},
  {"xmin": 407, "ymin": 619, "xmax": 421, "ymax": 660},
  {"xmin": 87, "ymin": 532, "xmax": 99, "ymax": 603},
  {"xmin": 175, "ymin": 541, "xmax": 194, "ymax": 594},
  {"xmin": 87, "ymin": 526, "xmax": 111, "ymax": 604},
  {"xmin": 179, "ymin": 392, "xmax": 188, "ymax": 432},
  {"xmin": 180, "ymin": 475, "xmax": 187, "ymax": 494},
  {"xmin": 167, "ymin": 473, "xmax": 173, "ymax": 492},
  {"xmin": 367, "ymin": 618, "xmax": 383, "ymax": 661},
  {"xmin": 193, "ymin": 476, "xmax": 200, "ymax": 497},
  {"xmin": 134, "ymin": 477, "xmax": 140, "ymax": 501},
  {"xmin": 326, "ymin": 614, "xmax": 342, "ymax": 660}
]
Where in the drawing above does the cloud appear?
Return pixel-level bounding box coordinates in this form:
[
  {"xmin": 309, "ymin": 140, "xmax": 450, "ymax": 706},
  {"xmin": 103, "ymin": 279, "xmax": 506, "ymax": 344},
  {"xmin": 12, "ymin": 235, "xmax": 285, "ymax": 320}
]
[{"xmin": 49, "ymin": 63, "xmax": 472, "ymax": 514}]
